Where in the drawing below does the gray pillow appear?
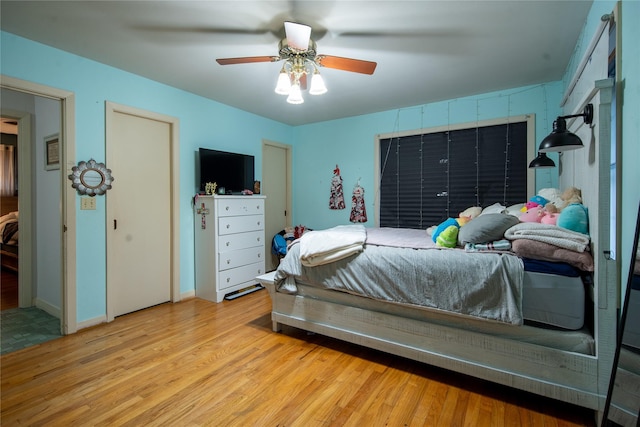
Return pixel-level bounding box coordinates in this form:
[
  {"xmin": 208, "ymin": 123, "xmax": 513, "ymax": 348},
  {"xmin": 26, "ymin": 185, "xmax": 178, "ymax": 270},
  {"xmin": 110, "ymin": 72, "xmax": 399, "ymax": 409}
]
[{"xmin": 458, "ymin": 213, "xmax": 519, "ymax": 244}]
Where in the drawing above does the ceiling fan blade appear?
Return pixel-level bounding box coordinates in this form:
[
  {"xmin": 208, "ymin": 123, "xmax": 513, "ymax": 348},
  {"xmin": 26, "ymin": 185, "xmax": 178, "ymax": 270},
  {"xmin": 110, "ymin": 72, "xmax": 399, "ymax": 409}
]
[
  {"xmin": 284, "ymin": 21, "xmax": 311, "ymax": 51},
  {"xmin": 216, "ymin": 56, "xmax": 280, "ymax": 65},
  {"xmin": 316, "ymin": 55, "xmax": 377, "ymax": 75}
]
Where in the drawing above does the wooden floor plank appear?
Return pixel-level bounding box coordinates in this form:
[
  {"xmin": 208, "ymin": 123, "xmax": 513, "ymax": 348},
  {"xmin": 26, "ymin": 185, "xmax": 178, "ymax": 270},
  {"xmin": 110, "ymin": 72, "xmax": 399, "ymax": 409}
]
[{"xmin": 1, "ymin": 291, "xmax": 597, "ymax": 426}]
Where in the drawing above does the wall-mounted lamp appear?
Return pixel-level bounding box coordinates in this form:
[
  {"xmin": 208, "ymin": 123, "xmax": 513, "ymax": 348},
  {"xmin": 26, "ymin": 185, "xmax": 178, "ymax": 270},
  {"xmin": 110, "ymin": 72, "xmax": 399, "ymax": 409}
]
[
  {"xmin": 528, "ymin": 152, "xmax": 556, "ymax": 169},
  {"xmin": 538, "ymin": 103, "xmax": 593, "ymax": 153},
  {"xmin": 528, "ymin": 103, "xmax": 594, "ymax": 168}
]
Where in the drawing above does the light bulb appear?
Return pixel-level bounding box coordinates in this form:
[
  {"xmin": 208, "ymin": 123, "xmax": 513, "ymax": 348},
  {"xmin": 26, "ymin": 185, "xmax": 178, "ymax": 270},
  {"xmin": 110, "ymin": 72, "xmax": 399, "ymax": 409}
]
[
  {"xmin": 286, "ymin": 82, "xmax": 304, "ymax": 104},
  {"xmin": 309, "ymin": 72, "xmax": 327, "ymax": 95},
  {"xmin": 274, "ymin": 70, "xmax": 291, "ymax": 95}
]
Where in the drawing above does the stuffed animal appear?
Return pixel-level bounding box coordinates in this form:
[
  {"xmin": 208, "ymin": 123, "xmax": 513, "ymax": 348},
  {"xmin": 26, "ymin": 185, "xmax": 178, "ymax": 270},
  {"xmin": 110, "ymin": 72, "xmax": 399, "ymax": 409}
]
[
  {"xmin": 538, "ymin": 188, "xmax": 565, "ymax": 211},
  {"xmin": 519, "ymin": 206, "xmax": 545, "ymax": 223},
  {"xmin": 431, "ymin": 217, "xmax": 471, "ymax": 248},
  {"xmin": 519, "ymin": 187, "xmax": 586, "ymax": 232},
  {"xmin": 426, "ymin": 206, "xmax": 479, "ymax": 244},
  {"xmin": 540, "ymin": 212, "xmax": 559, "ymax": 225},
  {"xmin": 558, "ymin": 200, "xmax": 589, "ymax": 234},
  {"xmin": 560, "ymin": 186, "xmax": 583, "ymax": 205},
  {"xmin": 459, "ymin": 206, "xmax": 482, "ymax": 221},
  {"xmin": 436, "ymin": 224, "xmax": 460, "ymax": 248},
  {"xmin": 521, "ymin": 195, "xmax": 549, "ymax": 211}
]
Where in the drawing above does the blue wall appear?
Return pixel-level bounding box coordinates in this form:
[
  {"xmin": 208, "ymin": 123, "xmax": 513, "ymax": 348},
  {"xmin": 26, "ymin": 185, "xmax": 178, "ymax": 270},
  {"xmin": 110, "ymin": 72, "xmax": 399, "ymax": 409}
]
[
  {"xmin": 1, "ymin": 0, "xmax": 638, "ymax": 326},
  {"xmin": 290, "ymin": 0, "xmax": 640, "ymax": 282},
  {"xmin": 291, "ymin": 83, "xmax": 563, "ymax": 230},
  {"xmin": 1, "ymin": 31, "xmax": 292, "ymax": 322}
]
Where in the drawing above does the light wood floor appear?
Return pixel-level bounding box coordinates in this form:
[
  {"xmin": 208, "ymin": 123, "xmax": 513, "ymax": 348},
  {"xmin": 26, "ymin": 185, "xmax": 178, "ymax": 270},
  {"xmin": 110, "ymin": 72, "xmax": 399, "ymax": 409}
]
[{"xmin": 1, "ymin": 289, "xmax": 596, "ymax": 426}]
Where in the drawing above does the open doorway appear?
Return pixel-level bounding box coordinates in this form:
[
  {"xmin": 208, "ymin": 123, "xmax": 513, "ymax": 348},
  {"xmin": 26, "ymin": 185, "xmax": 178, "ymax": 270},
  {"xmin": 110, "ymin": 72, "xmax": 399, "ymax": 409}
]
[
  {"xmin": 1, "ymin": 117, "xmax": 20, "ymax": 311},
  {"xmin": 0, "ymin": 87, "xmax": 65, "ymax": 353}
]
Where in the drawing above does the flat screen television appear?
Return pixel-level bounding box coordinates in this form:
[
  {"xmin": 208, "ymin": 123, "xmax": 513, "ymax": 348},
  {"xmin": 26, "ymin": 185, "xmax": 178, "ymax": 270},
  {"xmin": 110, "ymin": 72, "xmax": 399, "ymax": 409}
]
[{"xmin": 198, "ymin": 148, "xmax": 255, "ymax": 194}]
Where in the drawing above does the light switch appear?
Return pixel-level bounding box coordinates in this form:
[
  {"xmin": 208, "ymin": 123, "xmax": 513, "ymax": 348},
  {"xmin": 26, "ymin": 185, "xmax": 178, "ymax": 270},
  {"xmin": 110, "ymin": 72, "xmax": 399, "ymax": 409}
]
[{"xmin": 80, "ymin": 197, "xmax": 96, "ymax": 210}]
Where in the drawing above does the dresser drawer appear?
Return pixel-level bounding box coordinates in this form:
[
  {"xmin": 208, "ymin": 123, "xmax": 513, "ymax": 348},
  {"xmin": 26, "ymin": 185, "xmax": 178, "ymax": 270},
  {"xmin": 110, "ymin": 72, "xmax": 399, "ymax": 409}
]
[
  {"xmin": 218, "ymin": 246, "xmax": 264, "ymax": 271},
  {"xmin": 217, "ymin": 198, "xmax": 264, "ymax": 217},
  {"xmin": 218, "ymin": 230, "xmax": 264, "ymax": 251},
  {"xmin": 218, "ymin": 215, "xmax": 263, "ymax": 235},
  {"xmin": 218, "ymin": 262, "xmax": 265, "ymax": 291}
]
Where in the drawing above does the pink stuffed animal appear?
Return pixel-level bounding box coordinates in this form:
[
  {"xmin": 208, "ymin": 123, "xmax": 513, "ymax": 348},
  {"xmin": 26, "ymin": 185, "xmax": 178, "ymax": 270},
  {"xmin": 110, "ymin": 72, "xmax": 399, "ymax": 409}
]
[
  {"xmin": 520, "ymin": 206, "xmax": 545, "ymax": 222},
  {"xmin": 520, "ymin": 205, "xmax": 559, "ymax": 225},
  {"xmin": 541, "ymin": 212, "xmax": 559, "ymax": 225}
]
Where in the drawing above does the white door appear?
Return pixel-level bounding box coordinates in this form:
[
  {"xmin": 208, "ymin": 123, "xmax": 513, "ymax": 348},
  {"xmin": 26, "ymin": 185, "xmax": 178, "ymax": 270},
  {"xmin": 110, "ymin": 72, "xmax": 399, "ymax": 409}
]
[
  {"xmin": 106, "ymin": 109, "xmax": 171, "ymax": 318},
  {"xmin": 262, "ymin": 141, "xmax": 290, "ymax": 270}
]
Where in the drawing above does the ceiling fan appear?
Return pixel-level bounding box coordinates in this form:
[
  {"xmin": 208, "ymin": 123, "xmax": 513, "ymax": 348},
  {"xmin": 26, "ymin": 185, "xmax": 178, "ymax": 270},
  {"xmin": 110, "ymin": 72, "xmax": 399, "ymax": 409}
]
[{"xmin": 216, "ymin": 22, "xmax": 377, "ymax": 104}]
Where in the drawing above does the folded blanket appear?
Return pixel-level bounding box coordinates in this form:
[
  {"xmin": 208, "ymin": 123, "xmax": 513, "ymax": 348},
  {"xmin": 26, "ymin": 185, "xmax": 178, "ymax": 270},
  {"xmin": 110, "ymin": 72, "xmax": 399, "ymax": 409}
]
[
  {"xmin": 365, "ymin": 227, "xmax": 437, "ymax": 249},
  {"xmin": 505, "ymin": 222, "xmax": 590, "ymax": 252},
  {"xmin": 511, "ymin": 239, "xmax": 594, "ymax": 271},
  {"xmin": 299, "ymin": 225, "xmax": 366, "ymax": 267}
]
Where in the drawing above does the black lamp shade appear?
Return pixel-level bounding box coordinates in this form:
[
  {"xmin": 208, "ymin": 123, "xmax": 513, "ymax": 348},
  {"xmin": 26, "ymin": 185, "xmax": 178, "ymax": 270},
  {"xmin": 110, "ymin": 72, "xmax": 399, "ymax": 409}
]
[
  {"xmin": 528, "ymin": 152, "xmax": 556, "ymax": 168},
  {"xmin": 538, "ymin": 117, "xmax": 584, "ymax": 153}
]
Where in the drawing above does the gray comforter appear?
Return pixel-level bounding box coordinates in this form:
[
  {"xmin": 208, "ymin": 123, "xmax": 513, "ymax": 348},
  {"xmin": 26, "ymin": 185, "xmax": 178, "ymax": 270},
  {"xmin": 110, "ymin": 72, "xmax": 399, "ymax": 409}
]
[{"xmin": 274, "ymin": 227, "xmax": 525, "ymax": 325}]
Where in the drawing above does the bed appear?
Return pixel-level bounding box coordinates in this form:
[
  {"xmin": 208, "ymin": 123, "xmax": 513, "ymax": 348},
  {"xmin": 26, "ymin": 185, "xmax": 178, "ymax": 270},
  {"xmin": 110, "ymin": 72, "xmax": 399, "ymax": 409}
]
[
  {"xmin": 259, "ymin": 221, "xmax": 599, "ymax": 401},
  {"xmin": 257, "ymin": 79, "xmax": 617, "ymax": 417},
  {"xmin": 0, "ymin": 196, "xmax": 19, "ymax": 272}
]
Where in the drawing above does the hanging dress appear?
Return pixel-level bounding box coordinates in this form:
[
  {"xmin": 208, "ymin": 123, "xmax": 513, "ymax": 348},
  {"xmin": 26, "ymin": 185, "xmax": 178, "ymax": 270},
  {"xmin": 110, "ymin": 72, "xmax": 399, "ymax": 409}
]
[
  {"xmin": 329, "ymin": 165, "xmax": 346, "ymax": 210},
  {"xmin": 350, "ymin": 183, "xmax": 367, "ymax": 223}
]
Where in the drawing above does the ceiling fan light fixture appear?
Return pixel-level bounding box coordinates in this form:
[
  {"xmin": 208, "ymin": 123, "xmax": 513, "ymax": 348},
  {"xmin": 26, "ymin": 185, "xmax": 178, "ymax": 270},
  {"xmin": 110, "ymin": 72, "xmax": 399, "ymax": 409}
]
[
  {"xmin": 309, "ymin": 69, "xmax": 327, "ymax": 95},
  {"xmin": 286, "ymin": 82, "xmax": 304, "ymax": 104},
  {"xmin": 274, "ymin": 68, "xmax": 291, "ymax": 95},
  {"xmin": 284, "ymin": 21, "xmax": 312, "ymax": 52}
]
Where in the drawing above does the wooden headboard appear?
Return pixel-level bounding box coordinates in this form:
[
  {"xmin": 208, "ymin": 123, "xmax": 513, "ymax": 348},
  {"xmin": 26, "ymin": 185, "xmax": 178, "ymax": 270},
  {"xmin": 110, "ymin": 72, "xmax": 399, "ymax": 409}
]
[{"xmin": 1, "ymin": 196, "xmax": 18, "ymax": 216}]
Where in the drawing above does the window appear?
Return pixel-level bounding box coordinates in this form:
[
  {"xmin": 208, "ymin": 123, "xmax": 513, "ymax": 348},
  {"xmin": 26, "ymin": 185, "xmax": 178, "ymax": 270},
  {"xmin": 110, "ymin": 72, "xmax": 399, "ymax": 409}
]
[{"xmin": 376, "ymin": 115, "xmax": 534, "ymax": 228}]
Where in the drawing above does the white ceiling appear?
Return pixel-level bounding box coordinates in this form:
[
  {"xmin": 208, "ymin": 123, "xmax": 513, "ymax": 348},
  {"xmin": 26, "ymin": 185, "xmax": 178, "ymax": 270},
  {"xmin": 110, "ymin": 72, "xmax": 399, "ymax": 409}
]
[{"xmin": 0, "ymin": 1, "xmax": 593, "ymax": 126}]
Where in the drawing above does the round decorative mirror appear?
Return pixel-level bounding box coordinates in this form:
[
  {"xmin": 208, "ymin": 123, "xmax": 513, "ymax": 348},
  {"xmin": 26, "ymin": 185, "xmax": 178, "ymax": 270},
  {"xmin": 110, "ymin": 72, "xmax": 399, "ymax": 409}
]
[{"xmin": 68, "ymin": 159, "xmax": 114, "ymax": 196}]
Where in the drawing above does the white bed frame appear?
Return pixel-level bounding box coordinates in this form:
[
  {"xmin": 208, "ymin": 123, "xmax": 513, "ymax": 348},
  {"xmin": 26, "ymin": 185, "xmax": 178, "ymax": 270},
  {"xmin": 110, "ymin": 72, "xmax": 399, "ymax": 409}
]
[{"xmin": 257, "ymin": 79, "xmax": 617, "ymax": 421}]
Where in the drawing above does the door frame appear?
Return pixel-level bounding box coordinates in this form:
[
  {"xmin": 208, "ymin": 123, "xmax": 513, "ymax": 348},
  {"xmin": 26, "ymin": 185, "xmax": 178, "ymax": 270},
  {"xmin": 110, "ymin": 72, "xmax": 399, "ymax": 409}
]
[
  {"xmin": 105, "ymin": 101, "xmax": 180, "ymax": 322},
  {"xmin": 1, "ymin": 74, "xmax": 77, "ymax": 334}
]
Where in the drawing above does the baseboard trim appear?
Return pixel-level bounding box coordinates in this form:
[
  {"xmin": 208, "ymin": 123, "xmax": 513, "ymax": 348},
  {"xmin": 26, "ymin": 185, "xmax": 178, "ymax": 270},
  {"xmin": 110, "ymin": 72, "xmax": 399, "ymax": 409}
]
[
  {"xmin": 35, "ymin": 298, "xmax": 61, "ymax": 319},
  {"xmin": 180, "ymin": 290, "xmax": 196, "ymax": 300},
  {"xmin": 77, "ymin": 315, "xmax": 107, "ymax": 330}
]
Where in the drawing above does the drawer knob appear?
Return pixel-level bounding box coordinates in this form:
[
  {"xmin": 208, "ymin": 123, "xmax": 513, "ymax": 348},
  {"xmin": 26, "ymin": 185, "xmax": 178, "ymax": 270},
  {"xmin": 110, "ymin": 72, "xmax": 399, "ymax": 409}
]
[
  {"xmin": 226, "ymin": 259, "xmax": 231, "ymax": 264},
  {"xmin": 257, "ymin": 221, "xmax": 261, "ymax": 226},
  {"xmin": 225, "ymin": 206, "xmax": 229, "ymax": 211},
  {"xmin": 226, "ymin": 278, "xmax": 230, "ymax": 283},
  {"xmin": 257, "ymin": 237, "xmax": 261, "ymax": 242},
  {"xmin": 258, "ymin": 253, "xmax": 261, "ymax": 258},
  {"xmin": 226, "ymin": 242, "xmax": 230, "ymax": 247},
  {"xmin": 226, "ymin": 224, "xmax": 230, "ymax": 229}
]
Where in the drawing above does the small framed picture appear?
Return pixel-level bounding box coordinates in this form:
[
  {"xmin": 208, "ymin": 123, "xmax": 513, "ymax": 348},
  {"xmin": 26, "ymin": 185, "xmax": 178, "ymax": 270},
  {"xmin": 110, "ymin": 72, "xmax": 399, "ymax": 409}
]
[{"xmin": 45, "ymin": 133, "xmax": 60, "ymax": 171}]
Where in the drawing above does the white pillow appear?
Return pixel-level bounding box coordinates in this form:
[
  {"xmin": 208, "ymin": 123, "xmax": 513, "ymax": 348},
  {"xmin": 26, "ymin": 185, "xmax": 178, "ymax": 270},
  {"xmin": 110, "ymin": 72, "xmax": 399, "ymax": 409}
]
[
  {"xmin": 479, "ymin": 203, "xmax": 506, "ymax": 216},
  {"xmin": 505, "ymin": 203, "xmax": 525, "ymax": 217}
]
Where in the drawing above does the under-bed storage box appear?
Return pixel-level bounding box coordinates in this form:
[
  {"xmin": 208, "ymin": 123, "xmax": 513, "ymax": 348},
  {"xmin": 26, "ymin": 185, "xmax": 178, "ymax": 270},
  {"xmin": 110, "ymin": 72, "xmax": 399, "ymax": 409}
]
[{"xmin": 523, "ymin": 272, "xmax": 586, "ymax": 330}]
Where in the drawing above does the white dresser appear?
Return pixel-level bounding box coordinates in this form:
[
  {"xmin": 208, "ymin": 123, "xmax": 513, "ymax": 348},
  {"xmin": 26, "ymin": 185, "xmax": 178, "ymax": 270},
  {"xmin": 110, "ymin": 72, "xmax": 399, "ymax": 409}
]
[{"xmin": 194, "ymin": 195, "xmax": 266, "ymax": 302}]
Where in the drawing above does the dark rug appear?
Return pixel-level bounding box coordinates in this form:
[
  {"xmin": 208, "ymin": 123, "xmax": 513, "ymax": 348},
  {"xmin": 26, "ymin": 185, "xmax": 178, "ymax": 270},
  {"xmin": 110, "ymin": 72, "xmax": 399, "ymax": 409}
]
[{"xmin": 1, "ymin": 307, "xmax": 62, "ymax": 355}]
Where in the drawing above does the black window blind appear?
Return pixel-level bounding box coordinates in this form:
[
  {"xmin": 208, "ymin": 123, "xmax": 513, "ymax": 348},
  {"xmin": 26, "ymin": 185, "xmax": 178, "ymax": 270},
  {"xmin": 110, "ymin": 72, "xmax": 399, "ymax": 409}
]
[{"xmin": 379, "ymin": 121, "xmax": 527, "ymax": 228}]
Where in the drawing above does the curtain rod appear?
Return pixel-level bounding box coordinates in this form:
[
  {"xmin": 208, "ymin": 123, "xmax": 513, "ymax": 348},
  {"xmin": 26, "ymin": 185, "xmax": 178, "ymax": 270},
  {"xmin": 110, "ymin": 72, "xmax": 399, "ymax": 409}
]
[{"xmin": 560, "ymin": 13, "xmax": 612, "ymax": 108}]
